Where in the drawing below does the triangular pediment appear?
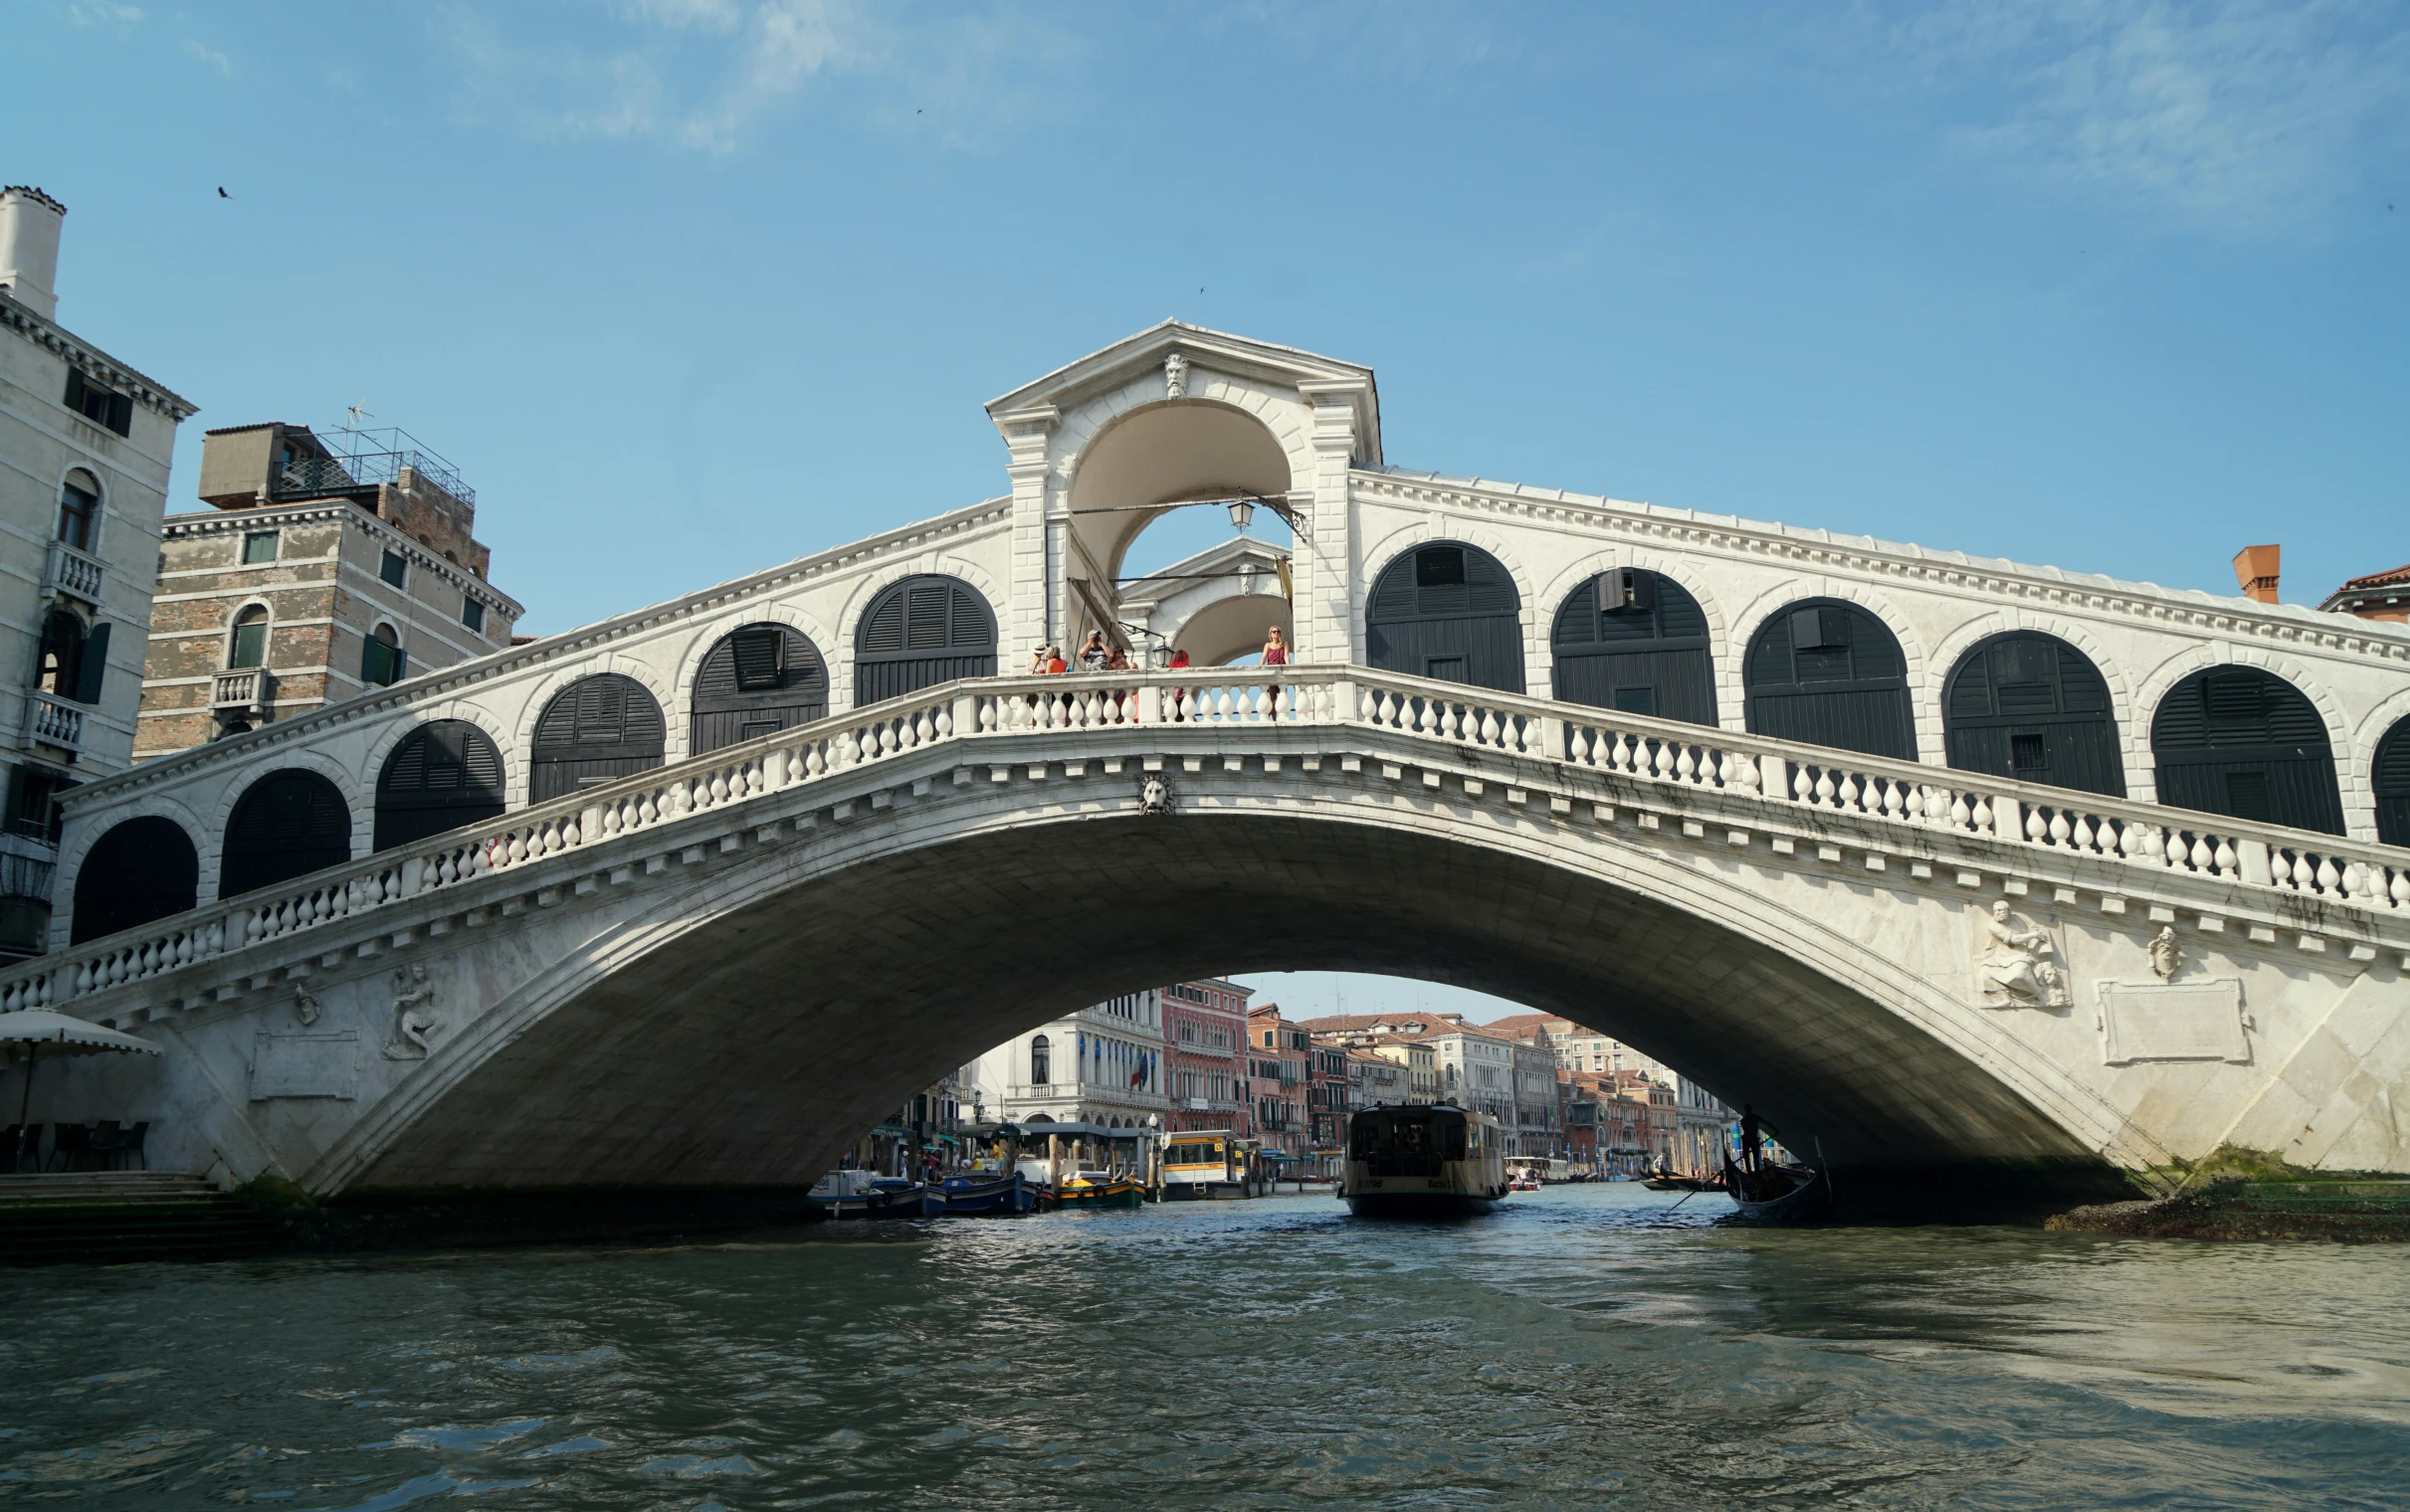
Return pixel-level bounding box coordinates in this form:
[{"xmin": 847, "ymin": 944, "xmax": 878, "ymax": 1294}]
[{"xmin": 986, "ymin": 320, "xmax": 1381, "ymax": 462}]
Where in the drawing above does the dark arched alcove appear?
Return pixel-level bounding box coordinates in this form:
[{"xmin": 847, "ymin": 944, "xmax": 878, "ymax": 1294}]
[
  {"xmin": 1548, "ymin": 567, "xmax": 1715, "ymax": 725},
  {"xmin": 1365, "ymin": 541, "xmax": 1524, "ymax": 693},
  {"xmin": 220, "ymin": 770, "xmax": 351, "ymax": 899},
  {"xmin": 375, "ymin": 720, "xmax": 507, "ymax": 850},
  {"xmin": 73, "ymin": 817, "xmax": 199, "ymax": 943},
  {"xmin": 529, "ymin": 674, "xmax": 667, "ymax": 806},
  {"xmin": 2150, "ymin": 666, "xmax": 2343, "ymax": 835},
  {"xmin": 1742, "ymin": 599, "xmax": 1916, "ymax": 761},
  {"xmin": 2376, "ymin": 715, "xmax": 2410, "ymax": 848},
  {"xmin": 692, "ymin": 624, "xmax": 829, "ymax": 756},
  {"xmin": 1941, "ymin": 632, "xmax": 2125, "ymax": 798},
  {"xmin": 853, "ymin": 576, "xmax": 997, "ymax": 706}
]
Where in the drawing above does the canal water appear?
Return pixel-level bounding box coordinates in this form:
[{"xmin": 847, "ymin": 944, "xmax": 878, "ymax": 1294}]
[{"xmin": 3, "ymin": 1184, "xmax": 2405, "ymax": 1509}]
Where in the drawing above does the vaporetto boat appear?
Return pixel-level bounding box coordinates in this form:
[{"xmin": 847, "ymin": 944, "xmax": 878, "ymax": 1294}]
[{"xmin": 1340, "ymin": 1104, "xmax": 1509, "ymax": 1218}]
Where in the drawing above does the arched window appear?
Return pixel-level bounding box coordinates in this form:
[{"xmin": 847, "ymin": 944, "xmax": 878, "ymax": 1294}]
[
  {"xmin": 1742, "ymin": 599, "xmax": 1916, "ymax": 761},
  {"xmin": 220, "ymin": 770, "xmax": 351, "ymax": 899},
  {"xmin": 227, "ymin": 605, "xmax": 270, "ymax": 670},
  {"xmin": 853, "ymin": 575, "xmax": 996, "ymax": 705},
  {"xmin": 1549, "ymin": 567, "xmax": 1714, "ymax": 724},
  {"xmin": 57, "ymin": 470, "xmax": 99, "ymax": 551},
  {"xmin": 73, "ymin": 817, "xmax": 198, "ymax": 944},
  {"xmin": 2374, "ymin": 715, "xmax": 2410, "ymax": 848},
  {"xmin": 1941, "ymin": 632, "xmax": 2124, "ymax": 797},
  {"xmin": 375, "ymin": 720, "xmax": 507, "ymax": 850},
  {"xmin": 2150, "ymin": 667, "xmax": 2343, "ymax": 835},
  {"xmin": 528, "ymin": 673, "xmax": 667, "ymax": 805},
  {"xmin": 691, "ymin": 623, "xmax": 830, "ymax": 756},
  {"xmin": 1365, "ymin": 541, "xmax": 1524, "ymax": 693},
  {"xmin": 1030, "ymin": 1035, "xmax": 1052, "ymax": 1085},
  {"xmin": 361, "ymin": 623, "xmax": 406, "ymax": 687},
  {"xmin": 34, "ymin": 609, "xmax": 86, "ymax": 699}
]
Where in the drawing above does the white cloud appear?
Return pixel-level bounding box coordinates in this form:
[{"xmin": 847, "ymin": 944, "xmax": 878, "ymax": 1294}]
[
  {"xmin": 1867, "ymin": 0, "xmax": 2410, "ymax": 237},
  {"xmin": 64, "ymin": 0, "xmax": 141, "ymax": 33},
  {"xmin": 437, "ymin": 0, "xmax": 1079, "ymax": 154},
  {"xmin": 181, "ymin": 37, "xmax": 233, "ymax": 76}
]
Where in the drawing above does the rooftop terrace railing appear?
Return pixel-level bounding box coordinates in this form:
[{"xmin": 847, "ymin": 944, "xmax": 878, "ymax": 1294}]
[{"xmin": 7, "ymin": 665, "xmax": 2406, "ymax": 1017}]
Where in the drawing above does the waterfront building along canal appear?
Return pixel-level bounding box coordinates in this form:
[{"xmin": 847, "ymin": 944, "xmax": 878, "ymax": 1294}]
[{"xmin": 10, "ymin": 321, "xmax": 2410, "ymax": 1210}]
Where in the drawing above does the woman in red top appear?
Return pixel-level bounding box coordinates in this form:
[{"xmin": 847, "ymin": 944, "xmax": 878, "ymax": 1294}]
[{"xmin": 1261, "ymin": 625, "xmax": 1289, "ymax": 714}]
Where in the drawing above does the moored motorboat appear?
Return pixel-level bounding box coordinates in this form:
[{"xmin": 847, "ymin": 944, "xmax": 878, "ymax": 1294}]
[
  {"xmin": 809, "ymin": 1170, "xmax": 944, "ymax": 1219},
  {"xmin": 941, "ymin": 1171, "xmax": 1037, "ymax": 1216},
  {"xmin": 1052, "ymin": 1172, "xmax": 1144, "ymax": 1210}
]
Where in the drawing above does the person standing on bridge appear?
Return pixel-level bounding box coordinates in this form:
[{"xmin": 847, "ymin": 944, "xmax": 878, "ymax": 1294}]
[
  {"xmin": 1261, "ymin": 624, "xmax": 1290, "ymax": 711},
  {"xmin": 1079, "ymin": 631, "xmax": 1110, "ymax": 671}
]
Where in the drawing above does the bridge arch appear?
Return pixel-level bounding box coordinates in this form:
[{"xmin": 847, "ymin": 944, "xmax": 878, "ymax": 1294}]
[
  {"xmin": 527, "ymin": 673, "xmax": 669, "ymax": 807},
  {"xmin": 301, "ymin": 773, "xmax": 2163, "ymax": 1203},
  {"xmin": 1062, "ymin": 398, "xmax": 1299, "ymax": 584},
  {"xmin": 70, "ymin": 816, "xmax": 199, "ymax": 944},
  {"xmin": 373, "ymin": 720, "xmax": 508, "ymax": 851},
  {"xmin": 850, "ymin": 574, "xmax": 999, "ymax": 706},
  {"xmin": 2150, "ymin": 663, "xmax": 2346, "ymax": 836},
  {"xmin": 1740, "ymin": 596, "xmax": 1919, "ymax": 761},
  {"xmin": 1939, "ymin": 630, "xmax": 2126, "ymax": 798},
  {"xmin": 687, "ymin": 623, "xmax": 831, "ymax": 756},
  {"xmin": 1546, "ymin": 566, "xmax": 1718, "ymax": 726},
  {"xmin": 220, "ymin": 768, "xmax": 352, "ymax": 900},
  {"xmin": 1363, "ymin": 539, "xmax": 1526, "ymax": 693}
]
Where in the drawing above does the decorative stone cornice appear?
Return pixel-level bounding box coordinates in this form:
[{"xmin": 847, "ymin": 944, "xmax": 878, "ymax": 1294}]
[
  {"xmin": 63, "ymin": 495, "xmax": 1014, "ymax": 812},
  {"xmin": 0, "ymin": 290, "xmax": 196, "ymax": 422},
  {"xmin": 1357, "ymin": 469, "xmax": 2410, "ymax": 666},
  {"xmin": 162, "ymin": 502, "xmax": 527, "ymax": 619}
]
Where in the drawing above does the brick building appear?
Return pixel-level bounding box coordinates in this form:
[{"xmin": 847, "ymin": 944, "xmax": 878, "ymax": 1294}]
[
  {"xmin": 134, "ymin": 422, "xmax": 520, "ymax": 759},
  {"xmin": 1246, "ymin": 1003, "xmax": 1308, "ymax": 1163},
  {"xmin": 1163, "ymin": 976, "xmax": 1252, "ymax": 1138}
]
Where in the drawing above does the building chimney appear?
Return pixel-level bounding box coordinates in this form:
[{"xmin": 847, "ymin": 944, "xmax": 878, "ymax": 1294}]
[
  {"xmin": 2232, "ymin": 544, "xmax": 2281, "ymax": 605},
  {"xmin": 0, "ymin": 186, "xmax": 66, "ymax": 321}
]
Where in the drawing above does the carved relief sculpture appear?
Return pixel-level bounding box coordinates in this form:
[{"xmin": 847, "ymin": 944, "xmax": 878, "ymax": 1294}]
[
  {"xmin": 2147, "ymin": 925, "xmax": 2181, "ymax": 983},
  {"xmin": 1139, "ymin": 774, "xmax": 1172, "ymax": 815},
  {"xmin": 1977, "ymin": 899, "xmax": 2071, "ymax": 1009},
  {"xmin": 381, "ymin": 963, "xmax": 441, "ymax": 1060},
  {"xmin": 293, "ymin": 985, "xmax": 321, "ymax": 1027},
  {"xmin": 1163, "ymin": 351, "xmax": 1188, "ymax": 399}
]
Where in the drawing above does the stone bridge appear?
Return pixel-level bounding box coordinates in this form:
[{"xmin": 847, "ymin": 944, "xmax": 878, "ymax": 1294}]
[{"xmin": 17, "ymin": 322, "xmax": 2410, "ymax": 1202}]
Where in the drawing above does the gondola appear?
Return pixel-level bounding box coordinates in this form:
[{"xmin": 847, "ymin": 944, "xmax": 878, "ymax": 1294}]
[{"xmin": 1720, "ymin": 1157, "xmax": 1834, "ymax": 1224}]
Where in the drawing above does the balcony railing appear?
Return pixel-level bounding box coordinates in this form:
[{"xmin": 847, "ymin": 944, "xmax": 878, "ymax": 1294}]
[
  {"xmin": 272, "ymin": 427, "xmax": 475, "ymax": 506},
  {"xmin": 23, "ymin": 692, "xmax": 83, "ymax": 756},
  {"xmin": 211, "ymin": 668, "xmax": 272, "ymax": 720},
  {"xmin": 41, "ymin": 541, "xmax": 103, "ymax": 605}
]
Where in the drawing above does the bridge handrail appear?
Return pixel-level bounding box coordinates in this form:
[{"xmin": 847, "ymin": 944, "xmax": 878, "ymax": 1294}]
[{"xmin": 8, "ymin": 664, "xmax": 2404, "ymax": 1016}]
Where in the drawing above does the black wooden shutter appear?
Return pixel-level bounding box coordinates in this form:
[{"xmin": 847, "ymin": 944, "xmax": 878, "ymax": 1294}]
[{"xmin": 72, "ymin": 622, "xmax": 108, "ymax": 704}]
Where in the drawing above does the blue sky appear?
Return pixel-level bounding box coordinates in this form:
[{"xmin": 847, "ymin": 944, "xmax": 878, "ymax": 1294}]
[{"xmin": 13, "ymin": 1, "xmax": 2406, "ymax": 1024}]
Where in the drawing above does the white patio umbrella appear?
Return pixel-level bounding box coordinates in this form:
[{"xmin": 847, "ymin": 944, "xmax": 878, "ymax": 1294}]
[{"xmin": 0, "ymin": 1011, "xmax": 162, "ymax": 1130}]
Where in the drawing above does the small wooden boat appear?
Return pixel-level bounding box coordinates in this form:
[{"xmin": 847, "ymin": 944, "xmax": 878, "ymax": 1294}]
[
  {"xmin": 1721, "ymin": 1158, "xmax": 1834, "ymax": 1224},
  {"xmin": 1643, "ymin": 1172, "xmax": 1723, "ymax": 1193},
  {"xmin": 941, "ymin": 1172, "xmax": 1036, "ymax": 1216},
  {"xmin": 809, "ymin": 1171, "xmax": 944, "ymax": 1219},
  {"xmin": 1052, "ymin": 1172, "xmax": 1143, "ymax": 1210}
]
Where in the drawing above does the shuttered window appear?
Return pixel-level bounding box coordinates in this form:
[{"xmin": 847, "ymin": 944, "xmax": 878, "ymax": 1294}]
[
  {"xmin": 692, "ymin": 624, "xmax": 830, "ymax": 756},
  {"xmin": 375, "ymin": 720, "xmax": 507, "ymax": 850},
  {"xmin": 220, "ymin": 770, "xmax": 351, "ymax": 898},
  {"xmin": 1941, "ymin": 632, "xmax": 2124, "ymax": 798},
  {"xmin": 1742, "ymin": 599, "xmax": 1915, "ymax": 761},
  {"xmin": 1366, "ymin": 542, "xmax": 1524, "ymax": 694},
  {"xmin": 1549, "ymin": 568, "xmax": 1716, "ymax": 726},
  {"xmin": 529, "ymin": 673, "xmax": 667, "ymax": 803},
  {"xmin": 853, "ymin": 576, "xmax": 997, "ymax": 705},
  {"xmin": 2150, "ymin": 665, "xmax": 2342, "ymax": 835}
]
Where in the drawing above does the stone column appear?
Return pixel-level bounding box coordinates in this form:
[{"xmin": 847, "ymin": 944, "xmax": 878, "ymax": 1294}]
[
  {"xmin": 994, "ymin": 405, "xmax": 1060, "ymax": 661},
  {"xmin": 1296, "ymin": 380, "xmax": 1368, "ymax": 666}
]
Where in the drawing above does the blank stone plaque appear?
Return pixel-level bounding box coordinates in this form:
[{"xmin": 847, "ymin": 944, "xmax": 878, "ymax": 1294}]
[
  {"xmin": 2097, "ymin": 981, "xmax": 2248, "ymax": 1065},
  {"xmin": 250, "ymin": 1033, "xmax": 360, "ymax": 1100}
]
